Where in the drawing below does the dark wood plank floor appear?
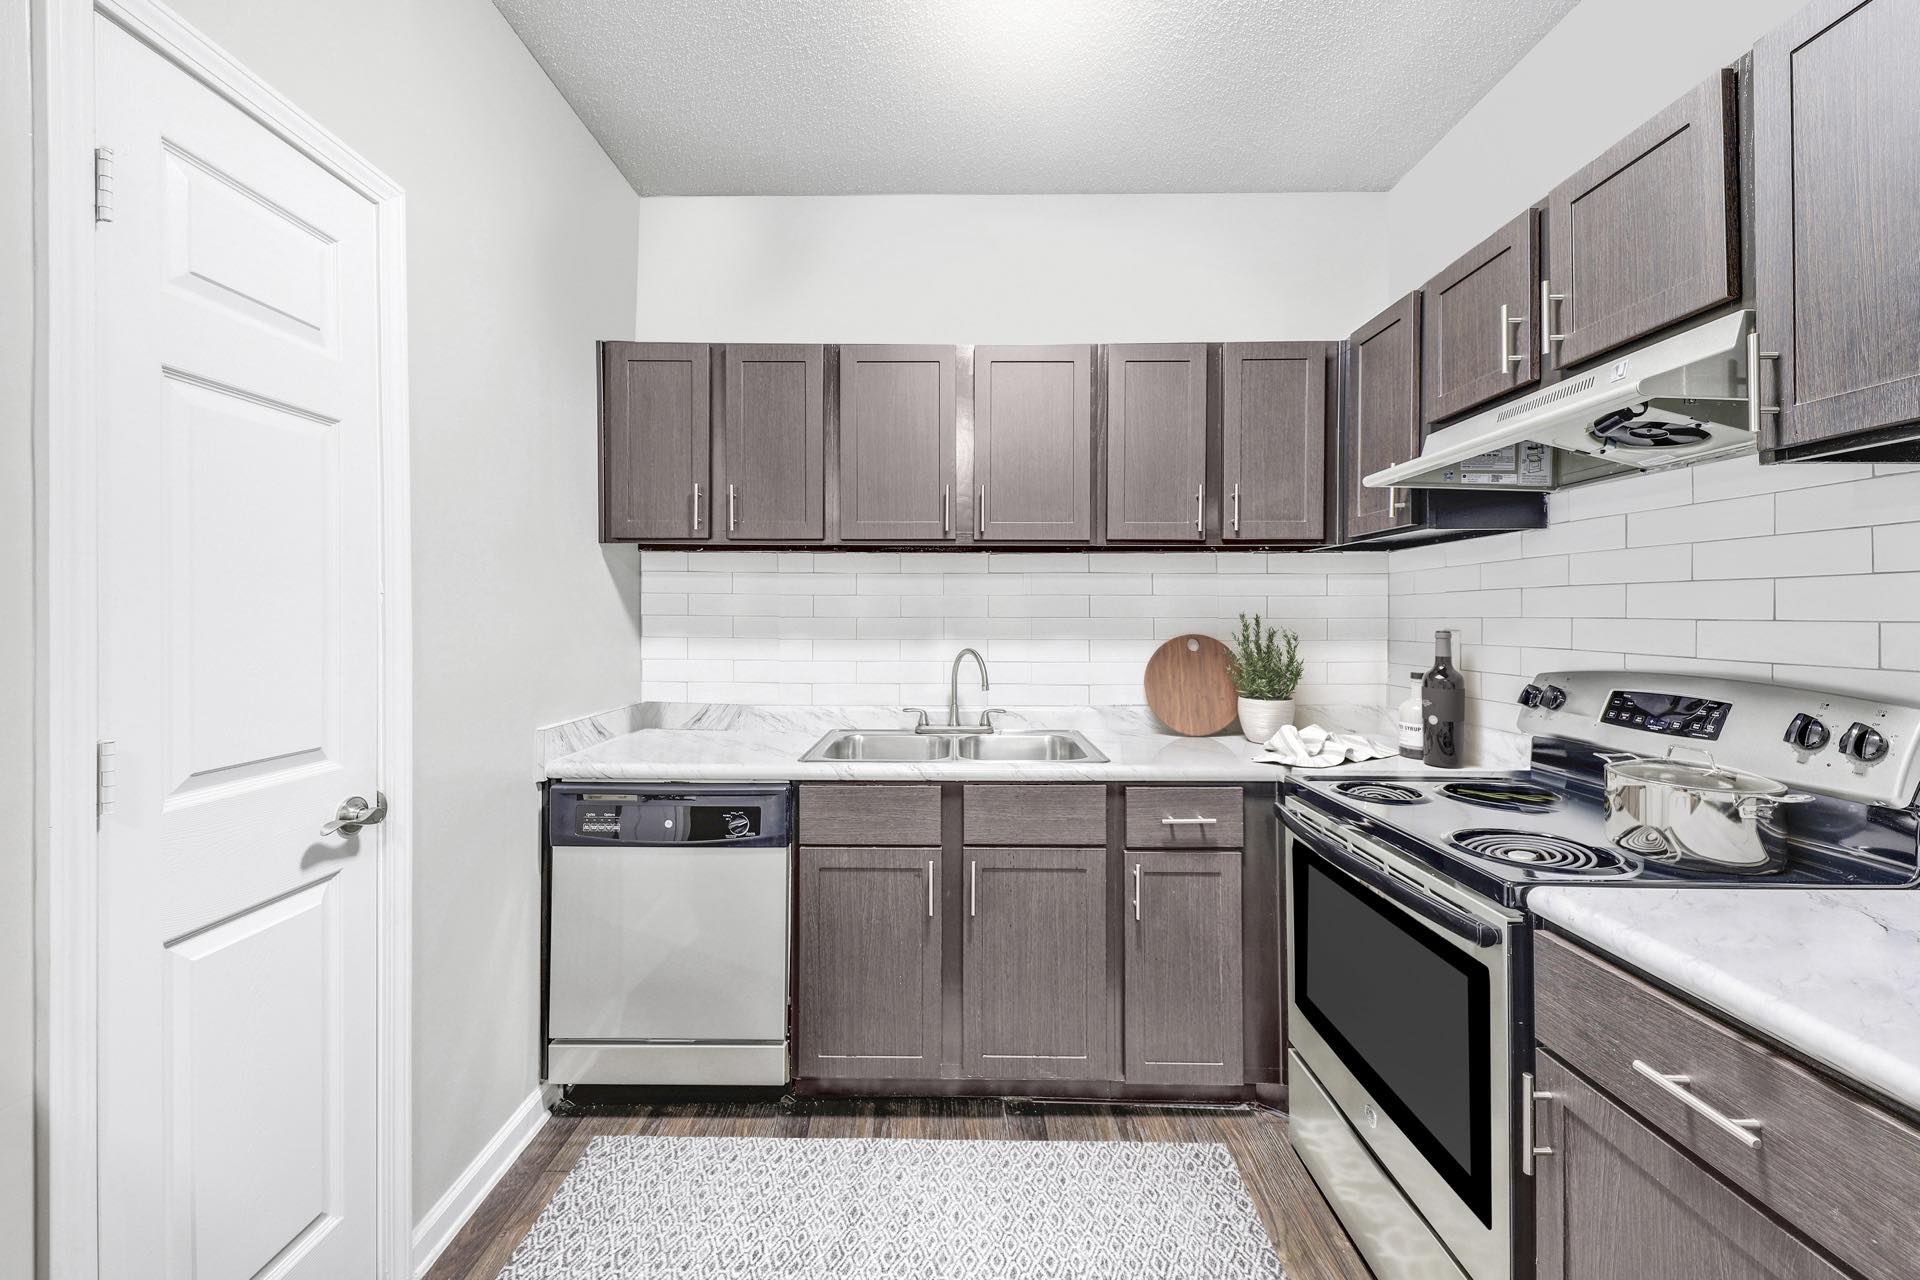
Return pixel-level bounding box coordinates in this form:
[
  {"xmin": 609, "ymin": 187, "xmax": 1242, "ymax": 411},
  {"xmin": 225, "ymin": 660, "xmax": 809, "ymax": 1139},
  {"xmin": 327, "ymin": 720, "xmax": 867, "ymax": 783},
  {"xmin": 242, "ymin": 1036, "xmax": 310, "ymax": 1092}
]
[{"xmin": 424, "ymin": 1096, "xmax": 1373, "ymax": 1279}]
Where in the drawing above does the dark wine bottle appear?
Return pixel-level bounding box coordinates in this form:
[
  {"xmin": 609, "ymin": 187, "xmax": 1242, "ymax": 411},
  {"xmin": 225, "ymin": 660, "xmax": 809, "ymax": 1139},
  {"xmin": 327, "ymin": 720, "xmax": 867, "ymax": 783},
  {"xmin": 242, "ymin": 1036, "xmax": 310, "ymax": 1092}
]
[{"xmin": 1421, "ymin": 630, "xmax": 1465, "ymax": 768}]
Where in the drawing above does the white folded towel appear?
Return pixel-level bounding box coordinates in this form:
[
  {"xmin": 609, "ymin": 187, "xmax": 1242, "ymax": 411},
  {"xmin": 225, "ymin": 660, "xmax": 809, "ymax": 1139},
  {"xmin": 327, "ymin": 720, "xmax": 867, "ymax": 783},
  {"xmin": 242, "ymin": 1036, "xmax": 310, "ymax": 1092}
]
[{"xmin": 1256, "ymin": 723, "xmax": 1396, "ymax": 769}]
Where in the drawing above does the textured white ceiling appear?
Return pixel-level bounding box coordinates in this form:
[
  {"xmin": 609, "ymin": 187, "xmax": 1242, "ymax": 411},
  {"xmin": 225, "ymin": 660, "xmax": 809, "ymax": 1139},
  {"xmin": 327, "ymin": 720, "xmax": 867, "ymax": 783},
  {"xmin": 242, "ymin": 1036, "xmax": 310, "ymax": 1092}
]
[{"xmin": 491, "ymin": 0, "xmax": 1580, "ymax": 196}]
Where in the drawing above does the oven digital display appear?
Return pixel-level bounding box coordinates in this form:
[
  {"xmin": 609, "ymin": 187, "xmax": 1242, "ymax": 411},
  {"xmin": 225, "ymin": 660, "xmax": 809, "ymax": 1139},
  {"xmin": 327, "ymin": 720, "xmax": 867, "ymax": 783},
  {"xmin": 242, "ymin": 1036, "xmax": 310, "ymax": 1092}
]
[
  {"xmin": 1293, "ymin": 846, "xmax": 1492, "ymax": 1226},
  {"xmin": 1603, "ymin": 689, "xmax": 1729, "ymax": 740}
]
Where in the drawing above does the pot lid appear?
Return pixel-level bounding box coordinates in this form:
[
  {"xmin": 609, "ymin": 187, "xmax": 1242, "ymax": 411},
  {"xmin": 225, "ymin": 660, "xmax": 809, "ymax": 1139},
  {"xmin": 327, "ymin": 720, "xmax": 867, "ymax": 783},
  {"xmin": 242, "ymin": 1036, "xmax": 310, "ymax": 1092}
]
[{"xmin": 1606, "ymin": 755, "xmax": 1788, "ymax": 797}]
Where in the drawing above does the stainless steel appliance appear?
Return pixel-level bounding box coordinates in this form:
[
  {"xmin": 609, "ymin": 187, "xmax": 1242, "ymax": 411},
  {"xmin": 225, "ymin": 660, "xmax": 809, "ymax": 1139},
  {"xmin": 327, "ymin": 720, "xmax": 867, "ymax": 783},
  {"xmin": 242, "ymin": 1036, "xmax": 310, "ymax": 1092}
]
[
  {"xmin": 544, "ymin": 783, "xmax": 792, "ymax": 1086},
  {"xmin": 1281, "ymin": 672, "xmax": 1920, "ymax": 1280}
]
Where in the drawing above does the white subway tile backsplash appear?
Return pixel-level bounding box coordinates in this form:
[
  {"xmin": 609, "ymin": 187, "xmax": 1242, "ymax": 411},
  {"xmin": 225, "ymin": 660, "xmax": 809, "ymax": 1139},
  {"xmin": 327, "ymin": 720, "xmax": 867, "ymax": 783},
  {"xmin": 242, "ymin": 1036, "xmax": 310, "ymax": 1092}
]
[
  {"xmin": 1552, "ymin": 466, "xmax": 1692, "ymax": 519},
  {"xmin": 1881, "ymin": 625, "xmax": 1920, "ymax": 672},
  {"xmin": 1776, "ymin": 471, "xmax": 1920, "ymax": 533},
  {"xmin": 1688, "ymin": 455, "xmax": 1873, "ymax": 501},
  {"xmin": 1873, "ymin": 523, "xmax": 1920, "ymax": 572},
  {"xmin": 1691, "ymin": 528, "xmax": 1873, "ymax": 580},
  {"xmin": 1699, "ymin": 621, "xmax": 1878, "ymax": 668},
  {"xmin": 1776, "ymin": 573, "xmax": 1920, "ymax": 622},
  {"xmin": 1566, "ymin": 546, "xmax": 1691, "ymax": 584},
  {"xmin": 1521, "ymin": 515, "xmax": 1626, "ymax": 558},
  {"xmin": 1522, "ymin": 585, "xmax": 1627, "ymax": 617},
  {"xmin": 1578, "ymin": 619, "xmax": 1696, "ymax": 657},
  {"xmin": 1627, "ymin": 579, "xmax": 1772, "ymax": 620},
  {"xmin": 1626, "ymin": 495, "xmax": 1773, "ymax": 547}
]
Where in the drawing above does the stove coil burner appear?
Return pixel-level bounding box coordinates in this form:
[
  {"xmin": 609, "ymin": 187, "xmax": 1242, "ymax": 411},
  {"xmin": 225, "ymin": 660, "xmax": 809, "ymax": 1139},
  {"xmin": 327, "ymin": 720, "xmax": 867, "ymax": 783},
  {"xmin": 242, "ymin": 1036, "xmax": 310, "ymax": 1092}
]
[
  {"xmin": 1451, "ymin": 829, "xmax": 1635, "ymax": 875},
  {"xmin": 1332, "ymin": 781, "xmax": 1428, "ymax": 806},
  {"xmin": 1441, "ymin": 782, "xmax": 1560, "ymax": 813}
]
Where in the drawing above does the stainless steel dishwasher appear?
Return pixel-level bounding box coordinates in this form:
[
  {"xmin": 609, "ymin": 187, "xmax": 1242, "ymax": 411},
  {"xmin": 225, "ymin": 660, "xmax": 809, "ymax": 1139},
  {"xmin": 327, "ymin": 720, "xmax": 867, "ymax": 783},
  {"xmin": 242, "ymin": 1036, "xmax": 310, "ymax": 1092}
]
[{"xmin": 544, "ymin": 783, "xmax": 792, "ymax": 1086}]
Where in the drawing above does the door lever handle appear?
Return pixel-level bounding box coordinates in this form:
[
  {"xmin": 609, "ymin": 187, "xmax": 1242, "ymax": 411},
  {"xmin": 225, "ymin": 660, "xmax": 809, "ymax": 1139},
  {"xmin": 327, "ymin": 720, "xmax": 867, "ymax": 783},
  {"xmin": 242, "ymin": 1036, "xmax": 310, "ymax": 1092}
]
[{"xmin": 322, "ymin": 791, "xmax": 388, "ymax": 836}]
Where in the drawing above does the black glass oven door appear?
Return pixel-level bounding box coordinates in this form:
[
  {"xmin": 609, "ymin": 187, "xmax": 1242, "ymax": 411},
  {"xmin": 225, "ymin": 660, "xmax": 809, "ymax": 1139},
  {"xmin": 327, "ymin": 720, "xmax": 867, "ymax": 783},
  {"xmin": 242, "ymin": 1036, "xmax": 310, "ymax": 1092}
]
[{"xmin": 1292, "ymin": 836, "xmax": 1494, "ymax": 1226}]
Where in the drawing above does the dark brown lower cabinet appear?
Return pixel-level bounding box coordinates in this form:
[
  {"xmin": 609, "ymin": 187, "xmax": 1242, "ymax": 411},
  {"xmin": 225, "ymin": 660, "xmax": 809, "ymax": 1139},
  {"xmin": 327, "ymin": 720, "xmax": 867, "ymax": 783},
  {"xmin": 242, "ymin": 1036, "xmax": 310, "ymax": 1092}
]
[
  {"xmin": 962, "ymin": 846, "xmax": 1112, "ymax": 1081},
  {"xmin": 1123, "ymin": 850, "xmax": 1242, "ymax": 1086},
  {"xmin": 1533, "ymin": 1052, "xmax": 1846, "ymax": 1280},
  {"xmin": 796, "ymin": 846, "xmax": 942, "ymax": 1080}
]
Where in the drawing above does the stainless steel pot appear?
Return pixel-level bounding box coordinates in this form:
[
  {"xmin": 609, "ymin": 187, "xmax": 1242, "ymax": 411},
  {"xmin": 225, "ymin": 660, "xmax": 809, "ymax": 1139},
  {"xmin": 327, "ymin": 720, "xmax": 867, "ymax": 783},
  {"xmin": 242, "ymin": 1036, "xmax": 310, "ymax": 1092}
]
[{"xmin": 1600, "ymin": 746, "xmax": 1811, "ymax": 874}]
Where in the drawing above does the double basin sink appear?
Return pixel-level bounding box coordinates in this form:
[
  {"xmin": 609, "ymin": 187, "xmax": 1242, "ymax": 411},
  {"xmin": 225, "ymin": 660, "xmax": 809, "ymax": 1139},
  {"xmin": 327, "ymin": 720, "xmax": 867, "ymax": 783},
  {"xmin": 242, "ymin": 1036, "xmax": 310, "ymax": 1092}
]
[{"xmin": 799, "ymin": 728, "xmax": 1108, "ymax": 764}]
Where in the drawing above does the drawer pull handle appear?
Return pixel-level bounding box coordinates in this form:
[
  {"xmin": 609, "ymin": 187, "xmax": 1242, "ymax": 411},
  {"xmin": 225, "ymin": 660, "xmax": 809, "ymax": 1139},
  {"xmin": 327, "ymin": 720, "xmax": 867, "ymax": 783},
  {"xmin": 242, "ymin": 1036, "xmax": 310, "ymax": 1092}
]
[
  {"xmin": 927, "ymin": 859, "xmax": 935, "ymax": 918},
  {"xmin": 1631, "ymin": 1060, "xmax": 1763, "ymax": 1148},
  {"xmin": 1161, "ymin": 815, "xmax": 1218, "ymax": 826},
  {"xmin": 1133, "ymin": 863, "xmax": 1142, "ymax": 921}
]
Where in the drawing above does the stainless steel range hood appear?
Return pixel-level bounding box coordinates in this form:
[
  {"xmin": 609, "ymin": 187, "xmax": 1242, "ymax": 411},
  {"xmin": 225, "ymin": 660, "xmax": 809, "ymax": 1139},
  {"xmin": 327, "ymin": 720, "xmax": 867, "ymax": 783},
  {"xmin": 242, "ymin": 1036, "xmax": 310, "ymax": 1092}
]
[{"xmin": 1366, "ymin": 310, "xmax": 1754, "ymax": 492}]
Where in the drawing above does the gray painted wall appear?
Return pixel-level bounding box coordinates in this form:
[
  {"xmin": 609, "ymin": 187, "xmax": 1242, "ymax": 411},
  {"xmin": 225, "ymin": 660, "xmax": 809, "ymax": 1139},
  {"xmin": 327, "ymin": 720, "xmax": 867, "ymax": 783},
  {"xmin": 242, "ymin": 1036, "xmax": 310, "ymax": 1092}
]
[
  {"xmin": 2, "ymin": 0, "xmax": 35, "ymax": 1270},
  {"xmin": 155, "ymin": 0, "xmax": 642, "ymax": 1220}
]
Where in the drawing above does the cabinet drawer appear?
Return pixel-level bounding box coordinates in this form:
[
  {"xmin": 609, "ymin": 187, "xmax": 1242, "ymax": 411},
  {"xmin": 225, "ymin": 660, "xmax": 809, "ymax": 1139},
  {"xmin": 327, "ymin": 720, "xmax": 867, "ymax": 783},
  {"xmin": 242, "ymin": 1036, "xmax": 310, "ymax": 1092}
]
[
  {"xmin": 799, "ymin": 784, "xmax": 942, "ymax": 846},
  {"xmin": 1124, "ymin": 787, "xmax": 1243, "ymax": 848},
  {"xmin": 1536, "ymin": 932, "xmax": 1920, "ymax": 1280},
  {"xmin": 963, "ymin": 784, "xmax": 1105, "ymax": 846}
]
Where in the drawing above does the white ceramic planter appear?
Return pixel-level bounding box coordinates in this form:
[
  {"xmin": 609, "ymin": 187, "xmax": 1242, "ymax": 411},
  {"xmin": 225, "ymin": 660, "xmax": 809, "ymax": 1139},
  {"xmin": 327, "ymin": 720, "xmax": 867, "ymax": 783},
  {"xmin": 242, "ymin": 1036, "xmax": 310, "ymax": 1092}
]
[{"xmin": 1237, "ymin": 697, "xmax": 1295, "ymax": 744}]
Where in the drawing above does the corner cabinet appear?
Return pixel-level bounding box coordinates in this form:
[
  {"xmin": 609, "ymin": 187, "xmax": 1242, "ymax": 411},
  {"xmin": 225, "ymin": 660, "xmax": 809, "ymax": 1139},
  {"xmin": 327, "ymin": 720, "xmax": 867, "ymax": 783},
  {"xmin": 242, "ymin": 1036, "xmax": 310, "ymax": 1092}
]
[
  {"xmin": 1221, "ymin": 343, "xmax": 1327, "ymax": 543},
  {"xmin": 837, "ymin": 345, "xmax": 958, "ymax": 542},
  {"xmin": 1344, "ymin": 293, "xmax": 1424, "ymax": 540},
  {"xmin": 1420, "ymin": 210, "xmax": 1540, "ymax": 424},
  {"xmin": 1545, "ymin": 70, "xmax": 1739, "ymax": 371},
  {"xmin": 599, "ymin": 342, "xmax": 711, "ymax": 541},
  {"xmin": 1755, "ymin": 0, "xmax": 1920, "ymax": 459},
  {"xmin": 971, "ymin": 345, "xmax": 1093, "ymax": 542},
  {"xmin": 1106, "ymin": 344, "xmax": 1210, "ymax": 542}
]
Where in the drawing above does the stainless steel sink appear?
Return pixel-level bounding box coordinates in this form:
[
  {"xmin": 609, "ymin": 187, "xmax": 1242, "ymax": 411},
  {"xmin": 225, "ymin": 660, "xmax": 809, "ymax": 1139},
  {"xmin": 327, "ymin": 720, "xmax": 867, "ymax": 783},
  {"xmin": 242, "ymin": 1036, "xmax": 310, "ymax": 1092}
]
[
  {"xmin": 798, "ymin": 728, "xmax": 1107, "ymax": 764},
  {"xmin": 801, "ymin": 731, "xmax": 952, "ymax": 762},
  {"xmin": 955, "ymin": 731, "xmax": 1106, "ymax": 762}
]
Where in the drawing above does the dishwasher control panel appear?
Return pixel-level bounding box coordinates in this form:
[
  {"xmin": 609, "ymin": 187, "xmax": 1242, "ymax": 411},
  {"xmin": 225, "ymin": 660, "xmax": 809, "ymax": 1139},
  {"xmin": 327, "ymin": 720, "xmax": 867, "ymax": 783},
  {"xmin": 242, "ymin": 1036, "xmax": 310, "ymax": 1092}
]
[{"xmin": 548, "ymin": 783, "xmax": 793, "ymax": 847}]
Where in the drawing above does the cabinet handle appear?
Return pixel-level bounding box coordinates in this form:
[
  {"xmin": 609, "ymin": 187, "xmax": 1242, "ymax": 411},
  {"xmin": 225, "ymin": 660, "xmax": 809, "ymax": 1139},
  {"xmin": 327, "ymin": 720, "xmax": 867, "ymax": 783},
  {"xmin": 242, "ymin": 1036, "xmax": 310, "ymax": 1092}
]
[
  {"xmin": 1521, "ymin": 1071, "xmax": 1556, "ymax": 1174},
  {"xmin": 1160, "ymin": 815, "xmax": 1217, "ymax": 826},
  {"xmin": 977, "ymin": 485, "xmax": 985, "ymax": 536},
  {"xmin": 1747, "ymin": 332, "xmax": 1781, "ymax": 435},
  {"xmin": 1231, "ymin": 484, "xmax": 1241, "ymax": 534},
  {"xmin": 1541, "ymin": 279, "xmax": 1568, "ymax": 356},
  {"xmin": 692, "ymin": 482, "xmax": 702, "ymax": 531},
  {"xmin": 1499, "ymin": 302, "xmax": 1527, "ymax": 373},
  {"xmin": 1631, "ymin": 1060, "xmax": 1763, "ymax": 1148},
  {"xmin": 726, "ymin": 483, "xmax": 737, "ymax": 533},
  {"xmin": 927, "ymin": 859, "xmax": 935, "ymax": 918},
  {"xmin": 1132, "ymin": 863, "xmax": 1142, "ymax": 921},
  {"xmin": 1390, "ymin": 486, "xmax": 1408, "ymax": 515},
  {"xmin": 969, "ymin": 859, "xmax": 977, "ymax": 917},
  {"xmin": 943, "ymin": 484, "xmax": 951, "ymax": 536},
  {"xmin": 1195, "ymin": 483, "xmax": 1205, "ymax": 535}
]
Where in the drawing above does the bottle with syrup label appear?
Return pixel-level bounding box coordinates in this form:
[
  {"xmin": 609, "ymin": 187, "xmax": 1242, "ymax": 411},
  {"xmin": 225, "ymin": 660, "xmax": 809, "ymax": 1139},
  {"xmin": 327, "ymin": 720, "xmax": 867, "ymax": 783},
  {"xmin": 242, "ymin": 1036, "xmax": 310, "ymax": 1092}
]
[
  {"xmin": 1397, "ymin": 672, "xmax": 1424, "ymax": 760},
  {"xmin": 1421, "ymin": 630, "xmax": 1465, "ymax": 768}
]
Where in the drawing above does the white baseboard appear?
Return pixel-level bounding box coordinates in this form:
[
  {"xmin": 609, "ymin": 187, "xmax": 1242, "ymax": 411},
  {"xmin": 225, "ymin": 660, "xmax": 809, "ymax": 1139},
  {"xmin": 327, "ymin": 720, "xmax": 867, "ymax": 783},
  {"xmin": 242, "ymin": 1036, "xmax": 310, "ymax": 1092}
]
[{"xmin": 412, "ymin": 1085, "xmax": 557, "ymax": 1277}]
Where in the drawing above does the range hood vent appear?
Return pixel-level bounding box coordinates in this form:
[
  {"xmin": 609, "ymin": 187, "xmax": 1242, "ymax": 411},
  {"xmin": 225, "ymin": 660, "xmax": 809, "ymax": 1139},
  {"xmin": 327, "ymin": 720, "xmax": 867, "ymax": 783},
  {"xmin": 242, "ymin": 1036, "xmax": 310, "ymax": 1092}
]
[{"xmin": 1366, "ymin": 310, "xmax": 1754, "ymax": 492}]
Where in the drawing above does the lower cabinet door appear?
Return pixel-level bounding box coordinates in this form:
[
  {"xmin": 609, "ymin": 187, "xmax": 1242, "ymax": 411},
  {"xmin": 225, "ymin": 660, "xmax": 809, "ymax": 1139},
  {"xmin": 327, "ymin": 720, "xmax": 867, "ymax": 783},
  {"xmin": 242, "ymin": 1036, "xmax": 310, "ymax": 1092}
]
[
  {"xmin": 962, "ymin": 846, "xmax": 1113, "ymax": 1081},
  {"xmin": 1534, "ymin": 1053, "xmax": 1846, "ymax": 1280},
  {"xmin": 796, "ymin": 847, "xmax": 942, "ymax": 1080},
  {"xmin": 1123, "ymin": 850, "xmax": 1243, "ymax": 1086}
]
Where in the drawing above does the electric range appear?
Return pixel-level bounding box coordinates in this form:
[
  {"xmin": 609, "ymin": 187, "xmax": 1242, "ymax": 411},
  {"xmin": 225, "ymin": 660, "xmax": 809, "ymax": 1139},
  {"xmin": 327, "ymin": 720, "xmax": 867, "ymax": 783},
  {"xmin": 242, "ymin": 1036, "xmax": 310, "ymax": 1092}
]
[{"xmin": 1278, "ymin": 671, "xmax": 1920, "ymax": 1280}]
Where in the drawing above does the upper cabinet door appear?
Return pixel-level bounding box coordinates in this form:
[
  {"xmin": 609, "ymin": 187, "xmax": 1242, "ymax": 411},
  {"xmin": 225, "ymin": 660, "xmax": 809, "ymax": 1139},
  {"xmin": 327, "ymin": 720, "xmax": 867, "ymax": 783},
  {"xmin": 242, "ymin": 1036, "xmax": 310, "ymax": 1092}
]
[
  {"xmin": 1547, "ymin": 70, "xmax": 1739, "ymax": 370},
  {"xmin": 718, "ymin": 344, "xmax": 825, "ymax": 541},
  {"xmin": 1756, "ymin": 0, "xmax": 1920, "ymax": 454},
  {"xmin": 1106, "ymin": 343, "xmax": 1209, "ymax": 542},
  {"xmin": 1345, "ymin": 294, "xmax": 1424, "ymax": 541},
  {"xmin": 838, "ymin": 345, "xmax": 958, "ymax": 542},
  {"xmin": 972, "ymin": 345, "xmax": 1092, "ymax": 542},
  {"xmin": 1421, "ymin": 210, "xmax": 1540, "ymax": 423},
  {"xmin": 600, "ymin": 342, "xmax": 711, "ymax": 542},
  {"xmin": 1221, "ymin": 342, "xmax": 1326, "ymax": 543}
]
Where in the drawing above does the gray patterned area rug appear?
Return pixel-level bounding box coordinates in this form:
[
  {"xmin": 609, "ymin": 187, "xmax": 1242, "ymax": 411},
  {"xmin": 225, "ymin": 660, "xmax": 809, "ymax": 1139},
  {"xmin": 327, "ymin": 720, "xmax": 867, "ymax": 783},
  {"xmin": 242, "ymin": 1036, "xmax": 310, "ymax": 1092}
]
[{"xmin": 497, "ymin": 1135, "xmax": 1286, "ymax": 1279}]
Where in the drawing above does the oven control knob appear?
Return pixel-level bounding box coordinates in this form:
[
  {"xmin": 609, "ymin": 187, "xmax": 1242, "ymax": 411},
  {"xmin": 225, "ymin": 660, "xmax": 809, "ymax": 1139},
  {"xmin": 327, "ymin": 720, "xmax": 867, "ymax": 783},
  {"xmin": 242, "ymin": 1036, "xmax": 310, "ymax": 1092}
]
[
  {"xmin": 1838, "ymin": 721, "xmax": 1889, "ymax": 763},
  {"xmin": 1538, "ymin": 684, "xmax": 1568, "ymax": 712},
  {"xmin": 1518, "ymin": 683, "xmax": 1544, "ymax": 708},
  {"xmin": 1783, "ymin": 713, "xmax": 1830, "ymax": 752}
]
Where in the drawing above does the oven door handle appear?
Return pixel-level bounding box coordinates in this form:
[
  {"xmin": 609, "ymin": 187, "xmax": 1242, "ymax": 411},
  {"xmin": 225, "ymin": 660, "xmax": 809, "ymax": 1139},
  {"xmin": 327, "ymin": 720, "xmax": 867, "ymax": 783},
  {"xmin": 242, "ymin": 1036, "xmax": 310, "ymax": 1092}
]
[{"xmin": 1280, "ymin": 808, "xmax": 1501, "ymax": 949}]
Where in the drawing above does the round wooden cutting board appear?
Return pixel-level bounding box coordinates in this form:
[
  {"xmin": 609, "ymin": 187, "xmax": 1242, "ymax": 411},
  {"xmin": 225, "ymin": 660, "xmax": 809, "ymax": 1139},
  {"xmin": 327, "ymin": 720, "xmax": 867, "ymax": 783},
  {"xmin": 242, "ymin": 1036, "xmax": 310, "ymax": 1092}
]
[{"xmin": 1144, "ymin": 634, "xmax": 1238, "ymax": 736}]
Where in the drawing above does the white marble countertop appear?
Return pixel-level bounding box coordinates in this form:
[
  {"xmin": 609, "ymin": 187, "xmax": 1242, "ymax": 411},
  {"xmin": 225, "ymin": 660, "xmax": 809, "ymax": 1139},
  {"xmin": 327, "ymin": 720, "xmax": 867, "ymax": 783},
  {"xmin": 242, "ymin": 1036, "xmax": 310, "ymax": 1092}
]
[
  {"xmin": 539, "ymin": 702, "xmax": 1493, "ymax": 784},
  {"xmin": 1530, "ymin": 885, "xmax": 1920, "ymax": 1116}
]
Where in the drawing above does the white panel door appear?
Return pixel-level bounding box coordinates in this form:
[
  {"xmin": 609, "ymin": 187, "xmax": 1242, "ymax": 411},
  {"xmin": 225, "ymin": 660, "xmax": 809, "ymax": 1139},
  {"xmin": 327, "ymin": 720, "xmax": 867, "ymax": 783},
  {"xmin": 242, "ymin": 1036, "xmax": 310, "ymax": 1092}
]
[{"xmin": 93, "ymin": 16, "xmax": 387, "ymax": 1278}]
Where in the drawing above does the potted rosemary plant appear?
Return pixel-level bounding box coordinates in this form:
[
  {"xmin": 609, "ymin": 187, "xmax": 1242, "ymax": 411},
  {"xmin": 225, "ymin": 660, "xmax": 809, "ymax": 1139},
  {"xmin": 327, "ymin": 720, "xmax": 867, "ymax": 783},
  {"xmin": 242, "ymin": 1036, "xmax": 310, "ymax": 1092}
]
[{"xmin": 1227, "ymin": 612, "xmax": 1304, "ymax": 743}]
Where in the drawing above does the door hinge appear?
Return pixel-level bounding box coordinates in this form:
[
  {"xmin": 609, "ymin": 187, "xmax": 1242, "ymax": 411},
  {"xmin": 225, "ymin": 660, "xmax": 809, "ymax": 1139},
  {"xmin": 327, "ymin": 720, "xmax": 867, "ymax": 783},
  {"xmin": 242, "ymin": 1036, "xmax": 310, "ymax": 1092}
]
[
  {"xmin": 95, "ymin": 739, "xmax": 118, "ymax": 820},
  {"xmin": 93, "ymin": 146, "xmax": 115, "ymax": 223}
]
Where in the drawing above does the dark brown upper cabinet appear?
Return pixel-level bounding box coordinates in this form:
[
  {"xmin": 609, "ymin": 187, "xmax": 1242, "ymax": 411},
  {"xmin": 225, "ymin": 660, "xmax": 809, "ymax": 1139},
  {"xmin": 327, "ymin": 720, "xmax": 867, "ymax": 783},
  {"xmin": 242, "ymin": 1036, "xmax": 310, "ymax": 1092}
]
[
  {"xmin": 717, "ymin": 344, "xmax": 825, "ymax": 541},
  {"xmin": 1545, "ymin": 70, "xmax": 1739, "ymax": 371},
  {"xmin": 1105, "ymin": 343, "xmax": 1209, "ymax": 542},
  {"xmin": 971, "ymin": 345, "xmax": 1092, "ymax": 542},
  {"xmin": 1421, "ymin": 210, "xmax": 1540, "ymax": 423},
  {"xmin": 599, "ymin": 341, "xmax": 711, "ymax": 541},
  {"xmin": 1756, "ymin": 0, "xmax": 1920, "ymax": 458},
  {"xmin": 1221, "ymin": 342, "xmax": 1326, "ymax": 542},
  {"xmin": 837, "ymin": 345, "xmax": 958, "ymax": 542},
  {"xmin": 1344, "ymin": 294, "xmax": 1424, "ymax": 541}
]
